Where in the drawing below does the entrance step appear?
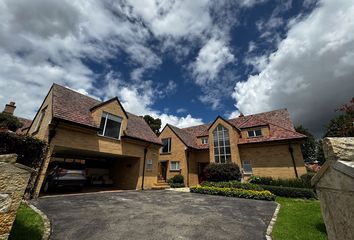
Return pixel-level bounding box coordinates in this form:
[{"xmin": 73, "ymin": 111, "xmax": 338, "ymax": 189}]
[{"xmin": 152, "ymin": 181, "xmax": 170, "ymax": 190}]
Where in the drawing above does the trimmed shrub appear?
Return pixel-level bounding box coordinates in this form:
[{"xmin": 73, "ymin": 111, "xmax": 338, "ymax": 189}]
[
  {"xmin": 201, "ymin": 181, "xmax": 264, "ymax": 191},
  {"xmin": 300, "ymin": 173, "xmax": 315, "ymax": 188},
  {"xmin": 169, "ymin": 183, "xmax": 185, "ymax": 188},
  {"xmin": 167, "ymin": 174, "xmax": 185, "ymax": 188},
  {"xmin": 203, "ymin": 163, "xmax": 242, "ymax": 182},
  {"xmin": 190, "ymin": 186, "xmax": 275, "ymax": 201},
  {"xmin": 249, "ymin": 175, "xmax": 311, "ymax": 188},
  {"xmin": 259, "ymin": 185, "xmax": 316, "ymax": 199}
]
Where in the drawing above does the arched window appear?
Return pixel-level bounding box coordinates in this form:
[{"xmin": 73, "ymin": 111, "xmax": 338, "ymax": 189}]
[{"xmin": 213, "ymin": 124, "xmax": 231, "ymax": 163}]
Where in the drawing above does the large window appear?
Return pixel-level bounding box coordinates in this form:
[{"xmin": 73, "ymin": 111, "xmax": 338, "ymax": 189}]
[
  {"xmin": 33, "ymin": 106, "xmax": 47, "ymax": 134},
  {"xmin": 248, "ymin": 129, "xmax": 262, "ymax": 138},
  {"xmin": 213, "ymin": 124, "xmax": 231, "ymax": 163},
  {"xmin": 161, "ymin": 138, "xmax": 171, "ymax": 153},
  {"xmin": 170, "ymin": 161, "xmax": 180, "ymax": 171},
  {"xmin": 98, "ymin": 112, "xmax": 122, "ymax": 139}
]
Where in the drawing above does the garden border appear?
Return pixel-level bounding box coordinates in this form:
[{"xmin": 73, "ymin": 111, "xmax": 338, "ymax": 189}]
[
  {"xmin": 24, "ymin": 200, "xmax": 51, "ymax": 240},
  {"xmin": 266, "ymin": 203, "xmax": 280, "ymax": 240}
]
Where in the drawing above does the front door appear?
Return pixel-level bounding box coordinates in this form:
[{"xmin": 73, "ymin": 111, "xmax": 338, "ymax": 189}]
[
  {"xmin": 198, "ymin": 162, "xmax": 209, "ymax": 183},
  {"xmin": 158, "ymin": 161, "xmax": 168, "ymax": 181}
]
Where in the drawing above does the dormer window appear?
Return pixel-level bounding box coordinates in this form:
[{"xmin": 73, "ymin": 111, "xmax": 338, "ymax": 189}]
[
  {"xmin": 248, "ymin": 129, "xmax": 262, "ymax": 138},
  {"xmin": 201, "ymin": 137, "xmax": 208, "ymax": 144},
  {"xmin": 98, "ymin": 112, "xmax": 122, "ymax": 139}
]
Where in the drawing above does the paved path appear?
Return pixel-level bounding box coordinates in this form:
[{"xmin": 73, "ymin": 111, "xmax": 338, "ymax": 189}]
[{"xmin": 31, "ymin": 190, "xmax": 277, "ymax": 240}]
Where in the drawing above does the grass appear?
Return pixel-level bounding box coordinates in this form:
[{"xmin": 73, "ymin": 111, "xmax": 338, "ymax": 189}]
[
  {"xmin": 9, "ymin": 203, "xmax": 44, "ymax": 240},
  {"xmin": 273, "ymin": 197, "xmax": 327, "ymax": 240}
]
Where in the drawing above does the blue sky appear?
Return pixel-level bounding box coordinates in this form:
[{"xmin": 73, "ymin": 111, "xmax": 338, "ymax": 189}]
[{"xmin": 0, "ymin": 0, "xmax": 354, "ymax": 136}]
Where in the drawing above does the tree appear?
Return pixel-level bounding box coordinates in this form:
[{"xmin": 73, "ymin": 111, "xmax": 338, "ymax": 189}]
[
  {"xmin": 0, "ymin": 113, "xmax": 23, "ymax": 132},
  {"xmin": 295, "ymin": 125, "xmax": 317, "ymax": 162},
  {"xmin": 324, "ymin": 98, "xmax": 354, "ymax": 137},
  {"xmin": 143, "ymin": 115, "xmax": 161, "ymax": 135}
]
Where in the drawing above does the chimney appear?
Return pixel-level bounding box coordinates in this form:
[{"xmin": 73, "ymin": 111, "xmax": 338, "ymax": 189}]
[
  {"xmin": 239, "ymin": 112, "xmax": 244, "ymax": 117},
  {"xmin": 3, "ymin": 102, "xmax": 16, "ymax": 115}
]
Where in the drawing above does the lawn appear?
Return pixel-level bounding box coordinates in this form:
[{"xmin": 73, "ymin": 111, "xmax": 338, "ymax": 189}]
[
  {"xmin": 273, "ymin": 197, "xmax": 327, "ymax": 240},
  {"xmin": 9, "ymin": 203, "xmax": 44, "ymax": 240}
]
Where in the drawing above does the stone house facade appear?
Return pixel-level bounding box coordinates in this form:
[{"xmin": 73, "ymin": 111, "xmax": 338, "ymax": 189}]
[
  {"xmin": 26, "ymin": 84, "xmax": 162, "ymax": 196},
  {"xmin": 158, "ymin": 110, "xmax": 307, "ymax": 186}
]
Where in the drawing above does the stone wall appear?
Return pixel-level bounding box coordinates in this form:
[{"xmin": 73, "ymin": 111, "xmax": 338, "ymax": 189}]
[
  {"xmin": 0, "ymin": 154, "xmax": 35, "ymax": 240},
  {"xmin": 312, "ymin": 137, "xmax": 354, "ymax": 240}
]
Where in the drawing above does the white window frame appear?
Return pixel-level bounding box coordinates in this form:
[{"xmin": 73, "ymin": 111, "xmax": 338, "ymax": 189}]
[
  {"xmin": 161, "ymin": 138, "xmax": 171, "ymax": 153},
  {"xmin": 201, "ymin": 137, "xmax": 208, "ymax": 144},
  {"xmin": 33, "ymin": 107, "xmax": 47, "ymax": 133},
  {"xmin": 242, "ymin": 160, "xmax": 253, "ymax": 175},
  {"xmin": 146, "ymin": 159, "xmax": 153, "ymax": 171},
  {"xmin": 170, "ymin": 161, "xmax": 180, "ymax": 171},
  {"xmin": 213, "ymin": 124, "xmax": 231, "ymax": 164},
  {"xmin": 98, "ymin": 112, "xmax": 122, "ymax": 140},
  {"xmin": 248, "ymin": 129, "xmax": 262, "ymax": 138}
]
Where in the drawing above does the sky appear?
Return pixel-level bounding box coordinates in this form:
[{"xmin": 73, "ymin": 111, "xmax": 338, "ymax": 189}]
[{"xmin": 0, "ymin": 0, "xmax": 353, "ymax": 136}]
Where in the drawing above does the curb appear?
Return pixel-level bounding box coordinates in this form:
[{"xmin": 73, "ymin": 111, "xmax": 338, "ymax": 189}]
[
  {"xmin": 266, "ymin": 203, "xmax": 280, "ymax": 240},
  {"xmin": 24, "ymin": 201, "xmax": 51, "ymax": 240}
]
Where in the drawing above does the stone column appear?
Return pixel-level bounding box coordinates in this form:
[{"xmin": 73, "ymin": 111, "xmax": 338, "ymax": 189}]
[
  {"xmin": 312, "ymin": 137, "xmax": 354, "ymax": 240},
  {"xmin": 0, "ymin": 154, "xmax": 35, "ymax": 240}
]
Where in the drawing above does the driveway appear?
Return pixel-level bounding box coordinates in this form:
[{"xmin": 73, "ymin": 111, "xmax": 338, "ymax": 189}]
[{"xmin": 31, "ymin": 190, "xmax": 277, "ymax": 240}]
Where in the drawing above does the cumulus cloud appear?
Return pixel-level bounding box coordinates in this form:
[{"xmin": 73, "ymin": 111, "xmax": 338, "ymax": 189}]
[{"xmin": 232, "ymin": 0, "xmax": 354, "ymax": 135}]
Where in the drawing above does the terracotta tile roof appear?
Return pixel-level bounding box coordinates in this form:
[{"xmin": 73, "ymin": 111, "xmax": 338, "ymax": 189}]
[
  {"xmin": 52, "ymin": 84, "xmax": 161, "ymax": 145},
  {"xmin": 167, "ymin": 109, "xmax": 306, "ymax": 149}
]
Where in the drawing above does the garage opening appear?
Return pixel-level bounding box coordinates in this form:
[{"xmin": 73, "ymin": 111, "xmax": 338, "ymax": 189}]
[{"xmin": 41, "ymin": 150, "xmax": 141, "ymax": 195}]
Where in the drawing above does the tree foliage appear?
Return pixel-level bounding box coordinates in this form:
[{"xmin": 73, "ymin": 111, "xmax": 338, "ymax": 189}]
[
  {"xmin": 0, "ymin": 113, "xmax": 23, "ymax": 131},
  {"xmin": 295, "ymin": 125, "xmax": 317, "ymax": 162},
  {"xmin": 143, "ymin": 115, "xmax": 161, "ymax": 135},
  {"xmin": 324, "ymin": 98, "xmax": 354, "ymax": 137}
]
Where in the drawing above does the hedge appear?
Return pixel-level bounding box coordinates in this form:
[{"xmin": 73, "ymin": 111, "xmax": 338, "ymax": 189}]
[
  {"xmin": 259, "ymin": 185, "xmax": 316, "ymax": 199},
  {"xmin": 203, "ymin": 163, "xmax": 242, "ymax": 182},
  {"xmin": 190, "ymin": 186, "xmax": 276, "ymax": 201},
  {"xmin": 249, "ymin": 175, "xmax": 313, "ymax": 188},
  {"xmin": 201, "ymin": 181, "xmax": 264, "ymax": 191},
  {"xmin": 169, "ymin": 183, "xmax": 185, "ymax": 188}
]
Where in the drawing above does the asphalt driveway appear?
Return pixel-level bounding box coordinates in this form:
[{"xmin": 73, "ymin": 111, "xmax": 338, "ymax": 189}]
[{"xmin": 31, "ymin": 190, "xmax": 277, "ymax": 240}]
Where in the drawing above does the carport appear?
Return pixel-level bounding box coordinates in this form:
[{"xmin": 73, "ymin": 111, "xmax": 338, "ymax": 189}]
[{"xmin": 41, "ymin": 146, "xmax": 141, "ymax": 194}]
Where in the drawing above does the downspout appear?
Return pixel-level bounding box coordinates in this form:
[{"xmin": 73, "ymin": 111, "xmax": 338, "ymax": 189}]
[
  {"xmin": 288, "ymin": 143, "xmax": 299, "ymax": 178},
  {"xmin": 141, "ymin": 144, "xmax": 149, "ymax": 190},
  {"xmin": 185, "ymin": 148, "xmax": 190, "ymax": 187}
]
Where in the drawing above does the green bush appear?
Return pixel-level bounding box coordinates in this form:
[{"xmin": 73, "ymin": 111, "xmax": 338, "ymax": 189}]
[
  {"xmin": 169, "ymin": 183, "xmax": 185, "ymax": 188},
  {"xmin": 0, "ymin": 113, "xmax": 23, "ymax": 132},
  {"xmin": 259, "ymin": 185, "xmax": 316, "ymax": 199},
  {"xmin": 201, "ymin": 181, "xmax": 264, "ymax": 191},
  {"xmin": 203, "ymin": 163, "xmax": 241, "ymax": 182},
  {"xmin": 300, "ymin": 173, "xmax": 315, "ymax": 187},
  {"xmin": 249, "ymin": 175, "xmax": 312, "ymax": 188},
  {"xmin": 190, "ymin": 186, "xmax": 275, "ymax": 201}
]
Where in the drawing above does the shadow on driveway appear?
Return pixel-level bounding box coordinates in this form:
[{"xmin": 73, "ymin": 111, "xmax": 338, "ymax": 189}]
[{"xmin": 31, "ymin": 190, "xmax": 277, "ymax": 240}]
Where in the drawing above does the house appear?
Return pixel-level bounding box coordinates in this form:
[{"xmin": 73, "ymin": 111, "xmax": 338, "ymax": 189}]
[
  {"xmin": 1, "ymin": 102, "xmax": 32, "ymax": 135},
  {"xmin": 158, "ymin": 110, "xmax": 307, "ymax": 186},
  {"xmin": 26, "ymin": 83, "xmax": 162, "ymax": 196}
]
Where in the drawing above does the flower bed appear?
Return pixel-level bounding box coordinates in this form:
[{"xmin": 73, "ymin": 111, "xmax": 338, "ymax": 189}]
[
  {"xmin": 190, "ymin": 186, "xmax": 275, "ymax": 201},
  {"xmin": 201, "ymin": 181, "xmax": 264, "ymax": 191}
]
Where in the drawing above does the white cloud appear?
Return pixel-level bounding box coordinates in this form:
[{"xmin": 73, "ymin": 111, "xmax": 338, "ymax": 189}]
[
  {"xmin": 176, "ymin": 108, "xmax": 187, "ymax": 114},
  {"xmin": 232, "ymin": 0, "xmax": 354, "ymax": 135},
  {"xmin": 191, "ymin": 38, "xmax": 235, "ymax": 85},
  {"xmin": 101, "ymin": 72, "xmax": 203, "ymax": 129}
]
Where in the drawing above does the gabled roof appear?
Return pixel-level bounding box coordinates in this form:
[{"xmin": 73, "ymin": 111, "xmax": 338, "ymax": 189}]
[
  {"xmin": 16, "ymin": 117, "xmax": 32, "ymax": 135},
  {"xmin": 162, "ymin": 109, "xmax": 306, "ymax": 149},
  {"xmin": 51, "ymin": 84, "xmax": 161, "ymax": 145}
]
